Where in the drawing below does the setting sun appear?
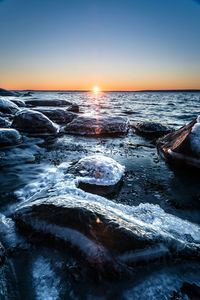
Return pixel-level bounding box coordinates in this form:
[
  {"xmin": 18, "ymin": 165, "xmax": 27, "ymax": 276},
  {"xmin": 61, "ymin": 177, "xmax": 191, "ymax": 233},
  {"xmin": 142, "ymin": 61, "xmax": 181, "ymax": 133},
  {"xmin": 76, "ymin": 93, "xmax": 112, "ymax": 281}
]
[{"xmin": 93, "ymin": 86, "xmax": 100, "ymax": 93}]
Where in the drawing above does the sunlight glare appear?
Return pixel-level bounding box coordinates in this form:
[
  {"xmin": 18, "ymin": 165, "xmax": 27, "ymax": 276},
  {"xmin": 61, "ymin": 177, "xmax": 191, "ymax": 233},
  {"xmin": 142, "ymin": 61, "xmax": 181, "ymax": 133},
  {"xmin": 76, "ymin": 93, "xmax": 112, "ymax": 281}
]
[{"xmin": 93, "ymin": 86, "xmax": 100, "ymax": 93}]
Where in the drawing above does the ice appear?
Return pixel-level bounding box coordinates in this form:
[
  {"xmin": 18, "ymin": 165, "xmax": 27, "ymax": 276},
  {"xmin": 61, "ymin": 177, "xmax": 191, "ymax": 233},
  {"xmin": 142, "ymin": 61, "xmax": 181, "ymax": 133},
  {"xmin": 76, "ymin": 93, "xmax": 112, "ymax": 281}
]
[
  {"xmin": 74, "ymin": 155, "xmax": 125, "ymax": 186},
  {"xmin": 190, "ymin": 118, "xmax": 200, "ymax": 156}
]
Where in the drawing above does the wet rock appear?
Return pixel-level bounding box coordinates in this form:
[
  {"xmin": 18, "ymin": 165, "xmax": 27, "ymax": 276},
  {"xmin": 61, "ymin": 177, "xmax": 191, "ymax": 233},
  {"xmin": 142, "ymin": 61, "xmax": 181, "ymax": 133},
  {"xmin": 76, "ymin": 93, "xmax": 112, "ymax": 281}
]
[
  {"xmin": 32, "ymin": 107, "xmax": 76, "ymax": 124},
  {"xmin": 12, "ymin": 110, "xmax": 58, "ymax": 135},
  {"xmin": 0, "ymin": 128, "xmax": 22, "ymax": 147},
  {"xmin": 71, "ymin": 155, "xmax": 125, "ymax": 196},
  {"xmin": 181, "ymin": 282, "xmax": 200, "ymax": 299},
  {"xmin": 12, "ymin": 99, "xmax": 26, "ymax": 107},
  {"xmin": 0, "ymin": 117, "xmax": 11, "ymax": 128},
  {"xmin": 0, "ymin": 242, "xmax": 5, "ymax": 265},
  {"xmin": 64, "ymin": 116, "xmax": 129, "ymax": 137},
  {"xmin": 25, "ymin": 99, "xmax": 72, "ymax": 107},
  {"xmin": 157, "ymin": 116, "xmax": 200, "ymax": 168},
  {"xmin": 133, "ymin": 121, "xmax": 171, "ymax": 138},
  {"xmin": 67, "ymin": 104, "xmax": 79, "ymax": 113},
  {"xmin": 0, "ymin": 88, "xmax": 19, "ymax": 97},
  {"xmin": 0, "ymin": 98, "xmax": 20, "ymax": 114},
  {"xmin": 22, "ymin": 91, "xmax": 32, "ymax": 97}
]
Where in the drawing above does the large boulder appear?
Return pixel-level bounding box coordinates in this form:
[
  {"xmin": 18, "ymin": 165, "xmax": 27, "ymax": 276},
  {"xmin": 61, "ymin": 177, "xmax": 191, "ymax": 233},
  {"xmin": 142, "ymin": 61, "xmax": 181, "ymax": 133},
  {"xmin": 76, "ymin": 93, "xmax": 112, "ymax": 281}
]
[
  {"xmin": 11, "ymin": 99, "xmax": 26, "ymax": 107},
  {"xmin": 133, "ymin": 121, "xmax": 171, "ymax": 138},
  {"xmin": 25, "ymin": 99, "xmax": 72, "ymax": 107},
  {"xmin": 0, "ymin": 88, "xmax": 19, "ymax": 97},
  {"xmin": 32, "ymin": 107, "xmax": 76, "ymax": 124},
  {"xmin": 71, "ymin": 155, "xmax": 125, "ymax": 196},
  {"xmin": 0, "ymin": 128, "xmax": 22, "ymax": 147},
  {"xmin": 157, "ymin": 116, "xmax": 200, "ymax": 168},
  {"xmin": 12, "ymin": 110, "xmax": 58, "ymax": 134},
  {"xmin": 63, "ymin": 116, "xmax": 129, "ymax": 137},
  {"xmin": 0, "ymin": 99, "xmax": 20, "ymax": 114},
  {"xmin": 12, "ymin": 195, "xmax": 200, "ymax": 266}
]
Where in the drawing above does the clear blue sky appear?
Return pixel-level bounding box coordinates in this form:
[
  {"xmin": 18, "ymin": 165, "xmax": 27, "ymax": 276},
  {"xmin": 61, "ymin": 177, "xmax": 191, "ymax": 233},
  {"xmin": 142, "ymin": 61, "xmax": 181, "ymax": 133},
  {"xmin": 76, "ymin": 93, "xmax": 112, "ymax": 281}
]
[{"xmin": 0, "ymin": 0, "xmax": 200, "ymax": 90}]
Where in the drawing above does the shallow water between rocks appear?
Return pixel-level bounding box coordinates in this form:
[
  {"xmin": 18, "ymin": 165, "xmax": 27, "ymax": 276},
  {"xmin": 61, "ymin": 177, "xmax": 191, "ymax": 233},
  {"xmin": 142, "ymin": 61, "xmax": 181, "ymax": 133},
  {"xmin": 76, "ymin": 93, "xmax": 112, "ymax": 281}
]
[{"xmin": 0, "ymin": 91, "xmax": 200, "ymax": 300}]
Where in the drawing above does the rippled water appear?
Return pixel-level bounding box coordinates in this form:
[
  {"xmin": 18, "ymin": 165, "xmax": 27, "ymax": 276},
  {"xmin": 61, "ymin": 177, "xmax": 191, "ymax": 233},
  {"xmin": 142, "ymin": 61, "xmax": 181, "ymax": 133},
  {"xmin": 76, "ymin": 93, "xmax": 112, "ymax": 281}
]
[{"xmin": 0, "ymin": 91, "xmax": 200, "ymax": 300}]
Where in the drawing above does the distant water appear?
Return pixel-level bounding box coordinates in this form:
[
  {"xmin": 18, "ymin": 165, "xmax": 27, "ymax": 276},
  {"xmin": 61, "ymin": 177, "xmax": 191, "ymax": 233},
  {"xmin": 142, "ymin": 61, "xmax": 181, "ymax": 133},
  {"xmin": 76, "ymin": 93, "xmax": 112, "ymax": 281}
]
[{"xmin": 0, "ymin": 91, "xmax": 200, "ymax": 300}]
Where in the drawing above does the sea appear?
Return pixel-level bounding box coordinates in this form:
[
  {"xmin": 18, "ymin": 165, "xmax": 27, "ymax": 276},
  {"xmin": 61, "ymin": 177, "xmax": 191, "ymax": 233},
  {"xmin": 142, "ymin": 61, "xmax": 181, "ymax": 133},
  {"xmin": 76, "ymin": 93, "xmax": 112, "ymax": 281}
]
[{"xmin": 0, "ymin": 91, "xmax": 200, "ymax": 300}]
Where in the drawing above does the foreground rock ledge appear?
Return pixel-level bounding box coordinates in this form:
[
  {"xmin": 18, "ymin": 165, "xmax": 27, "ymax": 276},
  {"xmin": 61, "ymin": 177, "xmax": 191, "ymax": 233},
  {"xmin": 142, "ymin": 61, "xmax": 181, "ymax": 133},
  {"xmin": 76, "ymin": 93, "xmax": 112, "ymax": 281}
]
[
  {"xmin": 72, "ymin": 155, "xmax": 125, "ymax": 196},
  {"xmin": 157, "ymin": 116, "xmax": 200, "ymax": 168},
  {"xmin": 63, "ymin": 116, "xmax": 129, "ymax": 137}
]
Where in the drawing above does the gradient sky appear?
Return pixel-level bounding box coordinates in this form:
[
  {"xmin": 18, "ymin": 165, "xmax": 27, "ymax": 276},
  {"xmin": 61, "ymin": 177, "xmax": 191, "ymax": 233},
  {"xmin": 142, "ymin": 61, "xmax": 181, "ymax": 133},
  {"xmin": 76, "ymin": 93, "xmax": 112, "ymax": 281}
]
[{"xmin": 0, "ymin": 0, "xmax": 200, "ymax": 91}]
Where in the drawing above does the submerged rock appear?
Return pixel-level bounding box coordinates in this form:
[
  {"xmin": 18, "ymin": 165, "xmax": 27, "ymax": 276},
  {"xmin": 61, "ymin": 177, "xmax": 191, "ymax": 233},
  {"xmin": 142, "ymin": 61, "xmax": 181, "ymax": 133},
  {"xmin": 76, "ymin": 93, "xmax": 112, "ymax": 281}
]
[
  {"xmin": 64, "ymin": 116, "xmax": 129, "ymax": 137},
  {"xmin": 25, "ymin": 99, "xmax": 72, "ymax": 107},
  {"xmin": 157, "ymin": 116, "xmax": 200, "ymax": 168},
  {"xmin": 133, "ymin": 121, "xmax": 171, "ymax": 138},
  {"xmin": 0, "ymin": 99, "xmax": 20, "ymax": 114},
  {"xmin": 71, "ymin": 155, "xmax": 125, "ymax": 196},
  {"xmin": 0, "ymin": 128, "xmax": 22, "ymax": 147},
  {"xmin": 32, "ymin": 107, "xmax": 76, "ymax": 124},
  {"xmin": 12, "ymin": 110, "xmax": 58, "ymax": 135},
  {"xmin": 0, "ymin": 88, "xmax": 19, "ymax": 97}
]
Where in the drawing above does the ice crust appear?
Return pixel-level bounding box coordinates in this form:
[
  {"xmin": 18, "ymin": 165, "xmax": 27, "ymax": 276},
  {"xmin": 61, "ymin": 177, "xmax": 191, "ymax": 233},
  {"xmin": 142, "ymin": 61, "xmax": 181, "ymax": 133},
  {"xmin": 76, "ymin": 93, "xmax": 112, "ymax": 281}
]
[
  {"xmin": 191, "ymin": 116, "xmax": 200, "ymax": 156},
  {"xmin": 74, "ymin": 155, "xmax": 125, "ymax": 186}
]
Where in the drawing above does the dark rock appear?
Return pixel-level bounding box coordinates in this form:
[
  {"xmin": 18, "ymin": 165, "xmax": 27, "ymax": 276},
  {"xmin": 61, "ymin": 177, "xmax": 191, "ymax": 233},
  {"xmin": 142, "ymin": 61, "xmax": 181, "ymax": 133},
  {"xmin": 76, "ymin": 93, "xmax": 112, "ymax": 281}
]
[
  {"xmin": 181, "ymin": 282, "xmax": 200, "ymax": 299},
  {"xmin": 25, "ymin": 99, "xmax": 72, "ymax": 107},
  {"xmin": 0, "ymin": 128, "xmax": 22, "ymax": 147},
  {"xmin": 0, "ymin": 98, "xmax": 20, "ymax": 114},
  {"xmin": 133, "ymin": 121, "xmax": 171, "ymax": 138},
  {"xmin": 22, "ymin": 91, "xmax": 32, "ymax": 97},
  {"xmin": 63, "ymin": 116, "xmax": 129, "ymax": 137},
  {"xmin": 0, "ymin": 88, "xmax": 19, "ymax": 97},
  {"xmin": 123, "ymin": 110, "xmax": 136, "ymax": 115},
  {"xmin": 12, "ymin": 99, "xmax": 26, "ymax": 107},
  {"xmin": 71, "ymin": 155, "xmax": 125, "ymax": 196},
  {"xmin": 12, "ymin": 109, "xmax": 58, "ymax": 134},
  {"xmin": 32, "ymin": 107, "xmax": 76, "ymax": 124},
  {"xmin": 0, "ymin": 242, "xmax": 5, "ymax": 265},
  {"xmin": 157, "ymin": 117, "xmax": 200, "ymax": 168},
  {"xmin": 67, "ymin": 104, "xmax": 79, "ymax": 113}
]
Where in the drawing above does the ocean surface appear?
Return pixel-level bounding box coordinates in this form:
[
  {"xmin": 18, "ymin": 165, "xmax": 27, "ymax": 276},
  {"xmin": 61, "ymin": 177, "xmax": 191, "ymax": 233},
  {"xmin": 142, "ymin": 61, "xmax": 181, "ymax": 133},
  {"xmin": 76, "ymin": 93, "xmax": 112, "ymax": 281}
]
[{"xmin": 0, "ymin": 91, "xmax": 200, "ymax": 300}]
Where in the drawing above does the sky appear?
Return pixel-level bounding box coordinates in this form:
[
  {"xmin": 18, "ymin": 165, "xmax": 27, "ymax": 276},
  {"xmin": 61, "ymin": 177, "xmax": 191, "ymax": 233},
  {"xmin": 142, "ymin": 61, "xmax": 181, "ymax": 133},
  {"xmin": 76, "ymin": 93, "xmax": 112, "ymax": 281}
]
[{"xmin": 0, "ymin": 0, "xmax": 200, "ymax": 91}]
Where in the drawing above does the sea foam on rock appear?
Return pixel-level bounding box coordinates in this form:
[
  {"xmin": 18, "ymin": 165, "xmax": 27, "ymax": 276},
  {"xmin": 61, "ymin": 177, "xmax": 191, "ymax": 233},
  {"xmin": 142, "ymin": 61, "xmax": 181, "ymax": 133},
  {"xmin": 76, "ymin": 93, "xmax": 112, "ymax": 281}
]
[
  {"xmin": 0, "ymin": 128, "xmax": 22, "ymax": 147},
  {"xmin": 32, "ymin": 107, "xmax": 76, "ymax": 125},
  {"xmin": 133, "ymin": 121, "xmax": 171, "ymax": 138},
  {"xmin": 0, "ymin": 98, "xmax": 20, "ymax": 114},
  {"xmin": 71, "ymin": 155, "xmax": 125, "ymax": 196},
  {"xmin": 157, "ymin": 116, "xmax": 200, "ymax": 168},
  {"xmin": 12, "ymin": 110, "xmax": 59, "ymax": 135},
  {"xmin": 63, "ymin": 116, "xmax": 129, "ymax": 137}
]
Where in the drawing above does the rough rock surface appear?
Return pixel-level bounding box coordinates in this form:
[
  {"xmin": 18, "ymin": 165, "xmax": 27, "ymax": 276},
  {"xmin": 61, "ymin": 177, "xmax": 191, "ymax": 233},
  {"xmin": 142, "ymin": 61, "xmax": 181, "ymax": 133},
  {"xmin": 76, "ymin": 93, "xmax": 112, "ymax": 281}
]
[
  {"xmin": 0, "ymin": 128, "xmax": 22, "ymax": 147},
  {"xmin": 0, "ymin": 117, "xmax": 11, "ymax": 128},
  {"xmin": 32, "ymin": 107, "xmax": 76, "ymax": 124},
  {"xmin": 11, "ymin": 99, "xmax": 26, "ymax": 107},
  {"xmin": 25, "ymin": 99, "xmax": 72, "ymax": 107},
  {"xmin": 0, "ymin": 88, "xmax": 19, "ymax": 97},
  {"xmin": 157, "ymin": 116, "xmax": 200, "ymax": 168},
  {"xmin": 0, "ymin": 242, "xmax": 5, "ymax": 265},
  {"xmin": 0, "ymin": 99, "xmax": 20, "ymax": 114},
  {"xmin": 133, "ymin": 121, "xmax": 171, "ymax": 138},
  {"xmin": 64, "ymin": 116, "xmax": 129, "ymax": 137},
  {"xmin": 12, "ymin": 109, "xmax": 58, "ymax": 134},
  {"xmin": 71, "ymin": 155, "xmax": 125, "ymax": 196}
]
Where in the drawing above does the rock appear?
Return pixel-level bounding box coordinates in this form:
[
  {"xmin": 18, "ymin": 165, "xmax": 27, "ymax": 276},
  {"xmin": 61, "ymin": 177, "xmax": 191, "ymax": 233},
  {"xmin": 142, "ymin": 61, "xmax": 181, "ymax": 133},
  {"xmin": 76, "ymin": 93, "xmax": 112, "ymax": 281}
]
[
  {"xmin": 157, "ymin": 116, "xmax": 200, "ymax": 168},
  {"xmin": 12, "ymin": 109, "xmax": 58, "ymax": 135},
  {"xmin": 12, "ymin": 195, "xmax": 200, "ymax": 267},
  {"xmin": 133, "ymin": 121, "xmax": 171, "ymax": 138},
  {"xmin": 181, "ymin": 282, "xmax": 200, "ymax": 299},
  {"xmin": 0, "ymin": 88, "xmax": 19, "ymax": 97},
  {"xmin": 32, "ymin": 107, "xmax": 76, "ymax": 124},
  {"xmin": 0, "ymin": 117, "xmax": 11, "ymax": 128},
  {"xmin": 67, "ymin": 104, "xmax": 79, "ymax": 113},
  {"xmin": 25, "ymin": 99, "xmax": 72, "ymax": 107},
  {"xmin": 11, "ymin": 99, "xmax": 26, "ymax": 107},
  {"xmin": 0, "ymin": 128, "xmax": 22, "ymax": 147},
  {"xmin": 22, "ymin": 91, "xmax": 32, "ymax": 97},
  {"xmin": 71, "ymin": 155, "xmax": 125, "ymax": 196},
  {"xmin": 64, "ymin": 116, "xmax": 129, "ymax": 137},
  {"xmin": 0, "ymin": 242, "xmax": 5, "ymax": 265},
  {"xmin": 0, "ymin": 98, "xmax": 20, "ymax": 114}
]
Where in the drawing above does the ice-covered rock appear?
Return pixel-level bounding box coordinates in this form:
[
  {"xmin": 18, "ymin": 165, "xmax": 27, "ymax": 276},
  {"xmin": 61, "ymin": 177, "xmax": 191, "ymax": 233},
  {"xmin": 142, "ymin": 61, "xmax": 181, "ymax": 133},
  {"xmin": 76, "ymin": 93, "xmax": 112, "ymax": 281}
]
[
  {"xmin": 63, "ymin": 116, "xmax": 129, "ymax": 137},
  {"xmin": 11, "ymin": 99, "xmax": 26, "ymax": 107},
  {"xmin": 0, "ymin": 117, "xmax": 11, "ymax": 128},
  {"xmin": 12, "ymin": 110, "xmax": 59, "ymax": 135},
  {"xmin": 72, "ymin": 155, "xmax": 125, "ymax": 196},
  {"xmin": 25, "ymin": 99, "xmax": 72, "ymax": 107},
  {"xmin": 0, "ymin": 88, "xmax": 19, "ymax": 97},
  {"xmin": 32, "ymin": 107, "xmax": 76, "ymax": 124},
  {"xmin": 0, "ymin": 98, "xmax": 20, "ymax": 114},
  {"xmin": 157, "ymin": 116, "xmax": 200, "ymax": 168},
  {"xmin": 133, "ymin": 121, "xmax": 171, "ymax": 138},
  {"xmin": 0, "ymin": 242, "xmax": 5, "ymax": 265},
  {"xmin": 0, "ymin": 128, "xmax": 22, "ymax": 147}
]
